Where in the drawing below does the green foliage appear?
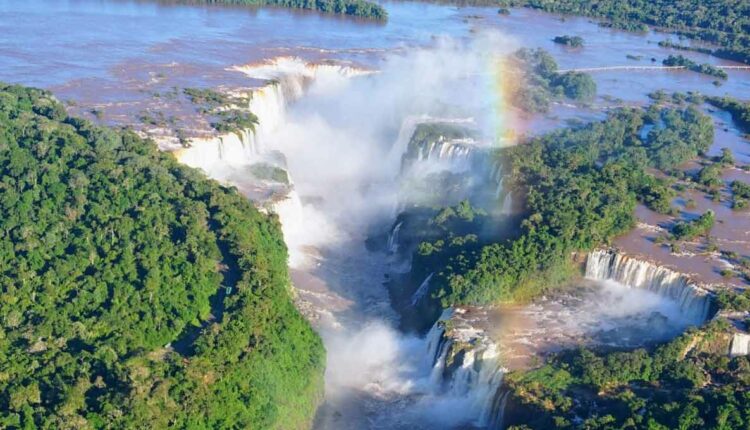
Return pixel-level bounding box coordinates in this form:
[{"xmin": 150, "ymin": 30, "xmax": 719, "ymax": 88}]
[
  {"xmin": 732, "ymin": 180, "xmax": 750, "ymax": 211},
  {"xmin": 179, "ymin": 0, "xmax": 387, "ymax": 19},
  {"xmin": 718, "ymin": 147, "xmax": 735, "ymax": 166},
  {"xmin": 505, "ymin": 322, "xmax": 750, "ymax": 430},
  {"xmin": 672, "ymin": 210, "xmax": 715, "ymax": 240},
  {"xmin": 645, "ymin": 106, "xmax": 713, "ymax": 170},
  {"xmin": 183, "ymin": 87, "xmax": 258, "ymax": 136},
  {"xmin": 715, "ymin": 288, "xmax": 750, "ymax": 312},
  {"xmin": 498, "ymin": 0, "xmax": 750, "ymax": 64},
  {"xmin": 707, "ymin": 96, "xmax": 750, "ymax": 133},
  {"xmin": 635, "ymin": 175, "xmax": 675, "ymax": 215},
  {"xmin": 0, "ymin": 84, "xmax": 324, "ymax": 428},
  {"xmin": 697, "ymin": 164, "xmax": 723, "ymax": 188},
  {"xmin": 553, "ymin": 72, "xmax": 597, "ymax": 100},
  {"xmin": 553, "ymin": 35, "xmax": 584, "ymax": 47},
  {"xmin": 663, "ymin": 55, "xmax": 729, "ymax": 80},
  {"xmin": 512, "ymin": 48, "xmax": 597, "ymax": 112},
  {"xmin": 416, "ymin": 106, "xmax": 712, "ymax": 306}
]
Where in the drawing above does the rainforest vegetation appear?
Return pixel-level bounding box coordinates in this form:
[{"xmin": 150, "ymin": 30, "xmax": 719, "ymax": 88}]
[
  {"xmin": 662, "ymin": 55, "xmax": 728, "ymax": 80},
  {"xmin": 176, "ymin": 0, "xmax": 387, "ymax": 20},
  {"xmin": 407, "ymin": 105, "xmax": 713, "ymax": 306},
  {"xmin": 504, "ymin": 320, "xmax": 750, "ymax": 430},
  {"xmin": 0, "ymin": 84, "xmax": 324, "ymax": 429},
  {"xmin": 511, "ymin": 48, "xmax": 597, "ymax": 112},
  {"xmin": 553, "ymin": 35, "xmax": 584, "ymax": 47},
  {"xmin": 706, "ymin": 96, "xmax": 750, "ymax": 133},
  {"xmin": 498, "ymin": 0, "xmax": 750, "ymax": 63}
]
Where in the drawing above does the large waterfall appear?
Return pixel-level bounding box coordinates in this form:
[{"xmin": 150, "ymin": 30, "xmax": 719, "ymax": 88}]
[
  {"xmin": 175, "ymin": 57, "xmax": 369, "ymax": 172},
  {"xmin": 585, "ymin": 249, "xmax": 713, "ymax": 324},
  {"xmin": 423, "ymin": 308, "xmax": 506, "ymax": 429}
]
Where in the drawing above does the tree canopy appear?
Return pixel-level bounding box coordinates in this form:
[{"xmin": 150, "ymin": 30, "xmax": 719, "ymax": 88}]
[{"xmin": 0, "ymin": 84, "xmax": 324, "ymax": 429}]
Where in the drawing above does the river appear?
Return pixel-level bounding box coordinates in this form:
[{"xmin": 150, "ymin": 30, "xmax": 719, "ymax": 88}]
[{"xmin": 1, "ymin": 1, "xmax": 748, "ymax": 428}]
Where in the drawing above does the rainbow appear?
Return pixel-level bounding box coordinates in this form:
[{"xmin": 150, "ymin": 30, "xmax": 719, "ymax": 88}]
[{"xmin": 488, "ymin": 54, "xmax": 521, "ymax": 147}]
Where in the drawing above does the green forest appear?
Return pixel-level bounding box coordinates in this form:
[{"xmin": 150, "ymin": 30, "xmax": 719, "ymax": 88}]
[
  {"xmin": 504, "ymin": 320, "xmax": 750, "ymax": 429},
  {"xmin": 176, "ymin": 0, "xmax": 387, "ymax": 20},
  {"xmin": 499, "ymin": 0, "xmax": 750, "ymax": 63},
  {"xmin": 0, "ymin": 84, "xmax": 324, "ymax": 429},
  {"xmin": 511, "ymin": 48, "xmax": 597, "ymax": 113},
  {"xmin": 407, "ymin": 105, "xmax": 713, "ymax": 306}
]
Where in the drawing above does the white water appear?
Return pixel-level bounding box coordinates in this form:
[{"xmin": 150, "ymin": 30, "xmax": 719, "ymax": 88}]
[
  {"xmin": 424, "ymin": 309, "xmax": 506, "ymax": 428},
  {"xmin": 586, "ymin": 249, "xmax": 713, "ymax": 324},
  {"xmin": 411, "ymin": 272, "xmax": 434, "ymax": 306},
  {"xmin": 730, "ymin": 333, "xmax": 750, "ymax": 357},
  {"xmin": 170, "ymin": 33, "xmax": 519, "ymax": 430}
]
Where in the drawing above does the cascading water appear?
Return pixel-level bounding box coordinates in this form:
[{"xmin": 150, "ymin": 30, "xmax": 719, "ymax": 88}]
[
  {"xmin": 423, "ymin": 309, "xmax": 506, "ymax": 429},
  {"xmin": 585, "ymin": 249, "xmax": 713, "ymax": 323},
  {"xmin": 167, "ymin": 36, "xmax": 522, "ymax": 429},
  {"xmin": 176, "ymin": 57, "xmax": 368, "ymax": 173},
  {"xmin": 411, "ymin": 272, "xmax": 434, "ymax": 306},
  {"xmin": 388, "ymin": 221, "xmax": 404, "ymax": 254}
]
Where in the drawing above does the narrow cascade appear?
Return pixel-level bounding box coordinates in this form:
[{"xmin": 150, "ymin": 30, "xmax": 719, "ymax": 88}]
[
  {"xmin": 424, "ymin": 309, "xmax": 506, "ymax": 429},
  {"xmin": 387, "ymin": 221, "xmax": 403, "ymax": 253},
  {"xmin": 585, "ymin": 249, "xmax": 713, "ymax": 323},
  {"xmin": 495, "ymin": 177, "xmax": 503, "ymax": 199},
  {"xmin": 500, "ymin": 191, "xmax": 512, "ymax": 214},
  {"xmin": 730, "ymin": 333, "xmax": 750, "ymax": 357},
  {"xmin": 411, "ymin": 273, "xmax": 434, "ymax": 306}
]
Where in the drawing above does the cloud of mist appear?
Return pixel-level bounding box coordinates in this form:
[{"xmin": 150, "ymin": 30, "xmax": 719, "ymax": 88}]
[
  {"xmin": 265, "ymin": 31, "xmax": 518, "ymax": 268},
  {"xmin": 255, "ymin": 30, "xmax": 520, "ymax": 429}
]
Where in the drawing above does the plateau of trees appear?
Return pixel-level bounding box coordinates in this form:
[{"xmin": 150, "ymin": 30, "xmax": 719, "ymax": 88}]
[
  {"xmin": 504, "ymin": 320, "xmax": 750, "ymax": 429},
  {"xmin": 408, "ymin": 105, "xmax": 713, "ymax": 306},
  {"xmin": 498, "ymin": 0, "xmax": 750, "ymax": 64},
  {"xmin": 0, "ymin": 84, "xmax": 324, "ymax": 428},
  {"xmin": 179, "ymin": 0, "xmax": 387, "ymax": 20},
  {"xmin": 512, "ymin": 48, "xmax": 597, "ymax": 112}
]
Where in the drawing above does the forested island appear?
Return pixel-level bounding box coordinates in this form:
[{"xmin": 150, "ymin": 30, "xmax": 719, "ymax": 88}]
[
  {"xmin": 511, "ymin": 48, "xmax": 597, "ymax": 113},
  {"xmin": 175, "ymin": 0, "xmax": 387, "ymax": 20},
  {"xmin": 498, "ymin": 0, "xmax": 750, "ymax": 63},
  {"xmin": 0, "ymin": 84, "xmax": 324, "ymax": 428}
]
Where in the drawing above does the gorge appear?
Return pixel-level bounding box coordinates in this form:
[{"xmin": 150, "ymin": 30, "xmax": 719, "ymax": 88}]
[{"xmin": 1, "ymin": 1, "xmax": 749, "ymax": 429}]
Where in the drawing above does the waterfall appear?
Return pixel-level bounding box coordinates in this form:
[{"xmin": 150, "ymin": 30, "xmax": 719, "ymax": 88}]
[
  {"xmin": 411, "ymin": 272, "xmax": 434, "ymax": 306},
  {"xmin": 387, "ymin": 221, "xmax": 403, "ymax": 253},
  {"xmin": 501, "ymin": 191, "xmax": 512, "ymax": 214},
  {"xmin": 424, "ymin": 309, "xmax": 506, "ymax": 429},
  {"xmin": 730, "ymin": 333, "xmax": 750, "ymax": 357},
  {"xmin": 585, "ymin": 249, "xmax": 713, "ymax": 323},
  {"xmin": 176, "ymin": 57, "xmax": 365, "ymax": 173}
]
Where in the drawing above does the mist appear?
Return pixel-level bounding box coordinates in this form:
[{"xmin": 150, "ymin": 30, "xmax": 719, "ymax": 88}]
[{"xmin": 250, "ymin": 31, "xmax": 518, "ymax": 429}]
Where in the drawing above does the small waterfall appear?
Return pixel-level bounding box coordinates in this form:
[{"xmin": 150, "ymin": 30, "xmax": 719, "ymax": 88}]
[
  {"xmin": 501, "ymin": 191, "xmax": 512, "ymax": 214},
  {"xmin": 387, "ymin": 221, "xmax": 403, "ymax": 253},
  {"xmin": 411, "ymin": 272, "xmax": 434, "ymax": 306},
  {"xmin": 585, "ymin": 249, "xmax": 713, "ymax": 323},
  {"xmin": 424, "ymin": 309, "xmax": 506, "ymax": 429},
  {"xmin": 730, "ymin": 333, "xmax": 750, "ymax": 357}
]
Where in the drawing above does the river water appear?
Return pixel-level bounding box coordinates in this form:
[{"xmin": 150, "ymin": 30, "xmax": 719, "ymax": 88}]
[{"xmin": 1, "ymin": 1, "xmax": 749, "ymax": 429}]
